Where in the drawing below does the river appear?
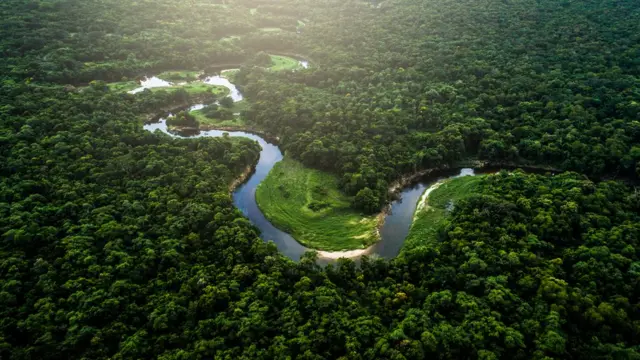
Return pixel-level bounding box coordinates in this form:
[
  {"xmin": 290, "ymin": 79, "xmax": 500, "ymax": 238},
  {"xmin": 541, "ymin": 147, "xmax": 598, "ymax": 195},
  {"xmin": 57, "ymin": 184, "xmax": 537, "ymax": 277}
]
[{"xmin": 142, "ymin": 65, "xmax": 479, "ymax": 261}]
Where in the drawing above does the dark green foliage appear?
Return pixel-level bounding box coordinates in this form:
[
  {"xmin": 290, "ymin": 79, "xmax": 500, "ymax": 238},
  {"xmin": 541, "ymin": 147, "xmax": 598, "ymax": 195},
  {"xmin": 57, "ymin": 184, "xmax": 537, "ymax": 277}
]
[
  {"xmin": 353, "ymin": 187, "xmax": 380, "ymax": 213},
  {"xmin": 239, "ymin": 0, "xmax": 640, "ymax": 207},
  {"xmin": 402, "ymin": 171, "xmax": 640, "ymax": 359},
  {"xmin": 219, "ymin": 96, "xmax": 234, "ymax": 108},
  {"xmin": 166, "ymin": 111, "xmax": 199, "ymax": 127},
  {"xmin": 202, "ymin": 103, "xmax": 234, "ymax": 120},
  {"xmin": 201, "ymin": 103, "xmax": 220, "ymax": 117},
  {"xmin": 1, "ymin": 0, "xmax": 640, "ymax": 359},
  {"xmin": 248, "ymin": 51, "xmax": 273, "ymax": 67}
]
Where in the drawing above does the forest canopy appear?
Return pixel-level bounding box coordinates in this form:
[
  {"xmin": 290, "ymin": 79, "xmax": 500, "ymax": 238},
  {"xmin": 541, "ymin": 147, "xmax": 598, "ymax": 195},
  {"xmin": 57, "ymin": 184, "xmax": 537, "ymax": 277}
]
[{"xmin": 1, "ymin": 0, "xmax": 639, "ymax": 359}]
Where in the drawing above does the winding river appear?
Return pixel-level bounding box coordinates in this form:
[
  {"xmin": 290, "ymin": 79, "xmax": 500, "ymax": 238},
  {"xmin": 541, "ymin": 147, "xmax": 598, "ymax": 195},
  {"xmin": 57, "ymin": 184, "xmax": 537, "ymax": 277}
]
[{"xmin": 142, "ymin": 66, "xmax": 478, "ymax": 261}]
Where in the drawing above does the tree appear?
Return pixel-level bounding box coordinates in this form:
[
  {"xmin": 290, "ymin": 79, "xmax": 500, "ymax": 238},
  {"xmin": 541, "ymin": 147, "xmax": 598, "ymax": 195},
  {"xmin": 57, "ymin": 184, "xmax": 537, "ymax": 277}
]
[
  {"xmin": 354, "ymin": 187, "xmax": 379, "ymax": 213},
  {"xmin": 219, "ymin": 96, "xmax": 234, "ymax": 108}
]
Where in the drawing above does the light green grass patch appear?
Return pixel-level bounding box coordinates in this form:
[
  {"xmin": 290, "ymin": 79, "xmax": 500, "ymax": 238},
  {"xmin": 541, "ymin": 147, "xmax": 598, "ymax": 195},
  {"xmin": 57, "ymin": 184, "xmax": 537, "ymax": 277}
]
[
  {"xmin": 198, "ymin": 3, "xmax": 228, "ymax": 8},
  {"xmin": 82, "ymin": 60, "xmax": 157, "ymax": 72},
  {"xmin": 221, "ymin": 69, "xmax": 240, "ymax": 80},
  {"xmin": 107, "ymin": 81, "xmax": 139, "ymax": 93},
  {"xmin": 220, "ymin": 35, "xmax": 241, "ymax": 43},
  {"xmin": 229, "ymin": 99, "xmax": 249, "ymax": 113},
  {"xmin": 256, "ymin": 157, "xmax": 378, "ymax": 251},
  {"xmin": 156, "ymin": 70, "xmax": 200, "ymax": 82},
  {"xmin": 170, "ymin": 82, "xmax": 229, "ymax": 95},
  {"xmin": 192, "ymin": 113, "xmax": 246, "ymax": 128},
  {"xmin": 269, "ymin": 55, "xmax": 303, "ymax": 71},
  {"xmin": 403, "ymin": 175, "xmax": 484, "ymax": 252},
  {"xmin": 259, "ymin": 27, "xmax": 282, "ymax": 32},
  {"xmin": 107, "ymin": 79, "xmax": 228, "ymax": 96},
  {"xmin": 250, "ymin": 8, "xmax": 257, "ymax": 15},
  {"xmin": 190, "ymin": 100, "xmax": 249, "ymax": 128}
]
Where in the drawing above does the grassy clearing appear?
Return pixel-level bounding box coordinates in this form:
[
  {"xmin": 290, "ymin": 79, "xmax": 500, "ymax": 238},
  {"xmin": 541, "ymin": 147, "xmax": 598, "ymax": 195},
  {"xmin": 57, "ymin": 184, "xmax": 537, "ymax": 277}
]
[
  {"xmin": 250, "ymin": 8, "xmax": 257, "ymax": 15},
  {"xmin": 107, "ymin": 79, "xmax": 227, "ymax": 96},
  {"xmin": 107, "ymin": 81, "xmax": 139, "ymax": 92},
  {"xmin": 190, "ymin": 110, "xmax": 246, "ymax": 128},
  {"xmin": 259, "ymin": 27, "xmax": 282, "ymax": 33},
  {"xmin": 174, "ymin": 82, "xmax": 228, "ymax": 95},
  {"xmin": 221, "ymin": 69, "xmax": 240, "ymax": 80},
  {"xmin": 193, "ymin": 114, "xmax": 246, "ymax": 128},
  {"xmin": 256, "ymin": 157, "xmax": 378, "ymax": 251},
  {"xmin": 403, "ymin": 175, "xmax": 484, "ymax": 252},
  {"xmin": 269, "ymin": 55, "xmax": 302, "ymax": 71},
  {"xmin": 156, "ymin": 70, "xmax": 200, "ymax": 82},
  {"xmin": 220, "ymin": 35, "xmax": 241, "ymax": 43},
  {"xmin": 189, "ymin": 101, "xmax": 248, "ymax": 128}
]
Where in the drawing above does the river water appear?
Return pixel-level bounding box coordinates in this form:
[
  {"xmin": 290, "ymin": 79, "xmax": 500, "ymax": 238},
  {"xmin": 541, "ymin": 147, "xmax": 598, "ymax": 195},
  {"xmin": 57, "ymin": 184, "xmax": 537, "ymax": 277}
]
[{"xmin": 142, "ymin": 64, "xmax": 477, "ymax": 261}]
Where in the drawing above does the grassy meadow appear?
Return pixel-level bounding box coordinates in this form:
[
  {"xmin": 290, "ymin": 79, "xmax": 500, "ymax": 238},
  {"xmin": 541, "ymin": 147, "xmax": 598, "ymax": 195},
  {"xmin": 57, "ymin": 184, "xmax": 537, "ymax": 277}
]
[
  {"xmin": 189, "ymin": 100, "xmax": 249, "ymax": 128},
  {"xmin": 106, "ymin": 81, "xmax": 139, "ymax": 92},
  {"xmin": 156, "ymin": 70, "xmax": 200, "ymax": 82},
  {"xmin": 106, "ymin": 80, "xmax": 228, "ymax": 96},
  {"xmin": 269, "ymin": 55, "xmax": 302, "ymax": 71},
  {"xmin": 402, "ymin": 175, "xmax": 484, "ymax": 252},
  {"xmin": 256, "ymin": 157, "xmax": 379, "ymax": 251}
]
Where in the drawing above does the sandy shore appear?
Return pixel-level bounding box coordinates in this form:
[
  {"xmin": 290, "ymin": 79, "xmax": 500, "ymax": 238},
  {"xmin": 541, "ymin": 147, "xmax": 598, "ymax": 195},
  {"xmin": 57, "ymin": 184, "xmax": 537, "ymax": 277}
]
[
  {"xmin": 316, "ymin": 246, "xmax": 375, "ymax": 259},
  {"xmin": 413, "ymin": 181, "xmax": 445, "ymax": 220}
]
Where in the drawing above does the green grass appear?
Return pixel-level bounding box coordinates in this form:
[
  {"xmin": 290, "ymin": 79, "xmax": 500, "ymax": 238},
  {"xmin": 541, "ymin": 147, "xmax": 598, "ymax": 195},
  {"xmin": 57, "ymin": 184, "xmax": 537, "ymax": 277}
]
[
  {"xmin": 174, "ymin": 82, "xmax": 228, "ymax": 95},
  {"xmin": 403, "ymin": 175, "xmax": 484, "ymax": 252},
  {"xmin": 250, "ymin": 8, "xmax": 257, "ymax": 15},
  {"xmin": 107, "ymin": 81, "xmax": 139, "ymax": 93},
  {"xmin": 195, "ymin": 116, "xmax": 245, "ymax": 127},
  {"xmin": 220, "ymin": 35, "xmax": 241, "ymax": 43},
  {"xmin": 106, "ymin": 78, "xmax": 228, "ymax": 96},
  {"xmin": 221, "ymin": 69, "xmax": 240, "ymax": 80},
  {"xmin": 189, "ymin": 101, "xmax": 249, "ymax": 128},
  {"xmin": 259, "ymin": 27, "xmax": 282, "ymax": 32},
  {"xmin": 269, "ymin": 55, "xmax": 303, "ymax": 71},
  {"xmin": 156, "ymin": 70, "xmax": 200, "ymax": 82},
  {"xmin": 256, "ymin": 157, "xmax": 378, "ymax": 251}
]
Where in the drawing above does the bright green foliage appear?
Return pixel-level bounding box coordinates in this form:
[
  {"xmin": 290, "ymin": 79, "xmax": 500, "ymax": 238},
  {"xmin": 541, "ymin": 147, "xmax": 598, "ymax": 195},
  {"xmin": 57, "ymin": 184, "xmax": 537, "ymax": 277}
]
[
  {"xmin": 404, "ymin": 175, "xmax": 483, "ymax": 251},
  {"xmin": 268, "ymin": 55, "xmax": 303, "ymax": 71},
  {"xmin": 169, "ymin": 82, "xmax": 228, "ymax": 96},
  {"xmin": 166, "ymin": 110, "xmax": 198, "ymax": 128},
  {"xmin": 1, "ymin": 0, "xmax": 640, "ymax": 359},
  {"xmin": 189, "ymin": 101, "xmax": 249, "ymax": 128},
  {"xmin": 256, "ymin": 157, "xmax": 378, "ymax": 250},
  {"xmin": 106, "ymin": 80, "xmax": 139, "ymax": 92}
]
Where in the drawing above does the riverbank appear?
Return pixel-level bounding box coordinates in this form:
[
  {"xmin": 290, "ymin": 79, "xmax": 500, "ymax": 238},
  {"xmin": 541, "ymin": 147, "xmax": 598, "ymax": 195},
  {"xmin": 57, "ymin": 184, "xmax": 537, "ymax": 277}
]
[
  {"xmin": 316, "ymin": 247, "xmax": 374, "ymax": 259},
  {"xmin": 229, "ymin": 164, "xmax": 256, "ymax": 192},
  {"xmin": 402, "ymin": 175, "xmax": 484, "ymax": 252},
  {"xmin": 143, "ymin": 95, "xmax": 215, "ymax": 123}
]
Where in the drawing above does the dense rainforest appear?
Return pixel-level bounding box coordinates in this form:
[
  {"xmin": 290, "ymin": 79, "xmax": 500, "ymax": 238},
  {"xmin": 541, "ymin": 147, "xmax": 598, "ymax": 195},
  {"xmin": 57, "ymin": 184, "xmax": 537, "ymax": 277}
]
[{"xmin": 1, "ymin": 0, "xmax": 640, "ymax": 359}]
